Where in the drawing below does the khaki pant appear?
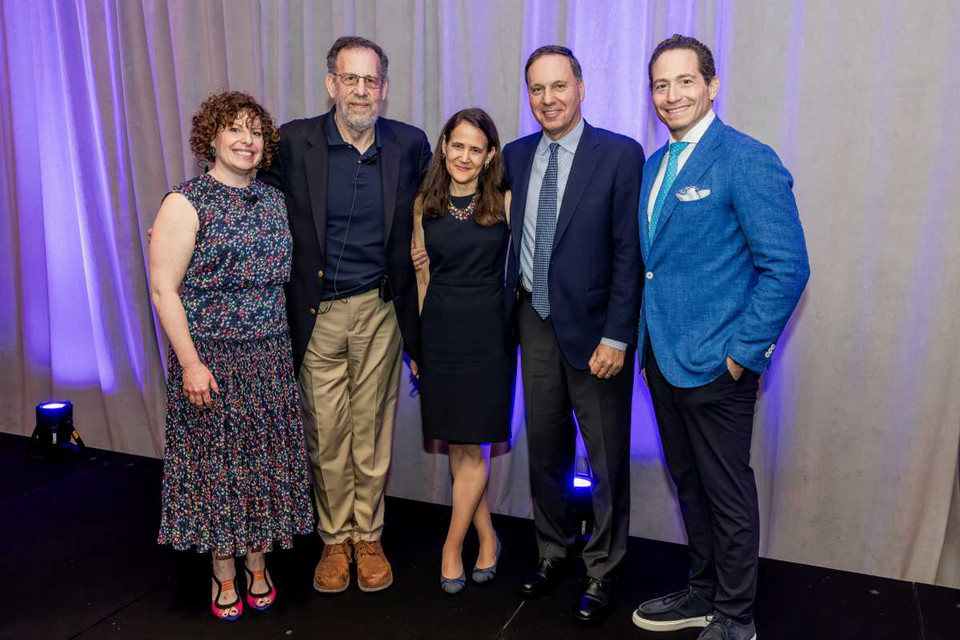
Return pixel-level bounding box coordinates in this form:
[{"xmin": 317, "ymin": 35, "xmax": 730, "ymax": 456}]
[{"xmin": 298, "ymin": 289, "xmax": 402, "ymax": 544}]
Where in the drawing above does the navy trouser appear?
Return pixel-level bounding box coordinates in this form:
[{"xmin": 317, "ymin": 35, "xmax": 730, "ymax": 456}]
[{"xmin": 645, "ymin": 345, "xmax": 761, "ymax": 623}]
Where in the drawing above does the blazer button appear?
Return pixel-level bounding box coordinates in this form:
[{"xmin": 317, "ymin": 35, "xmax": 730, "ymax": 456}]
[
  {"xmin": 309, "ymin": 307, "xmax": 317, "ymax": 315},
  {"xmin": 646, "ymin": 271, "xmax": 654, "ymax": 280},
  {"xmin": 317, "ymin": 270, "xmax": 324, "ymax": 279}
]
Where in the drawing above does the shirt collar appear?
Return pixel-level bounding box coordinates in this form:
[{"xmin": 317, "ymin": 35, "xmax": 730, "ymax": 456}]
[
  {"xmin": 325, "ymin": 107, "xmax": 382, "ymax": 151},
  {"xmin": 537, "ymin": 116, "xmax": 585, "ymax": 156},
  {"xmin": 669, "ymin": 109, "xmax": 715, "ymax": 145}
]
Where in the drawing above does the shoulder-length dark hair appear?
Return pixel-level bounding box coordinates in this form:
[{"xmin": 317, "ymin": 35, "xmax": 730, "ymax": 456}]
[{"xmin": 417, "ymin": 108, "xmax": 508, "ymax": 227}]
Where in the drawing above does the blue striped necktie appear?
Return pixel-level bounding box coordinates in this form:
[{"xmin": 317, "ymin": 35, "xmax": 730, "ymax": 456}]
[
  {"xmin": 532, "ymin": 142, "xmax": 560, "ymax": 319},
  {"xmin": 648, "ymin": 141, "xmax": 689, "ymax": 242}
]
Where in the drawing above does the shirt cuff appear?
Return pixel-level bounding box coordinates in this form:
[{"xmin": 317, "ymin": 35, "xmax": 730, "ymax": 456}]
[{"xmin": 600, "ymin": 337, "xmax": 627, "ymax": 351}]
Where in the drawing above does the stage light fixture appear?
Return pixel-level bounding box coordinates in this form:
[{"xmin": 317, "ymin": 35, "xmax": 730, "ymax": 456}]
[
  {"xmin": 567, "ymin": 471, "xmax": 595, "ymax": 548},
  {"xmin": 28, "ymin": 400, "xmax": 86, "ymax": 459}
]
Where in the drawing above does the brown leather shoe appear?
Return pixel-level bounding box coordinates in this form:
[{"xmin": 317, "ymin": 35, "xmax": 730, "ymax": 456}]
[
  {"xmin": 313, "ymin": 541, "xmax": 353, "ymax": 593},
  {"xmin": 355, "ymin": 540, "xmax": 393, "ymax": 592}
]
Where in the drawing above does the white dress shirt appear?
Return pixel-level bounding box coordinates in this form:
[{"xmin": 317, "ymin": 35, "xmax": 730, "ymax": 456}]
[
  {"xmin": 646, "ymin": 109, "xmax": 716, "ymax": 221},
  {"xmin": 520, "ymin": 117, "xmax": 584, "ymax": 285},
  {"xmin": 520, "ymin": 117, "xmax": 625, "ymax": 352}
]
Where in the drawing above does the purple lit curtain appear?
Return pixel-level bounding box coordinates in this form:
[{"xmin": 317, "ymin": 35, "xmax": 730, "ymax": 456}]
[{"xmin": 1, "ymin": 0, "xmax": 959, "ymax": 587}]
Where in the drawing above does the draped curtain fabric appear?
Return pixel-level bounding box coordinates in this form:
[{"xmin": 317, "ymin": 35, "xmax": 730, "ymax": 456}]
[{"xmin": 1, "ymin": 0, "xmax": 958, "ymax": 587}]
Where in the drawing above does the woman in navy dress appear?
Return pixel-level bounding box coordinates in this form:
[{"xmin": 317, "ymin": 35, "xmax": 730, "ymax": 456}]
[
  {"xmin": 411, "ymin": 108, "xmax": 515, "ymax": 595},
  {"xmin": 150, "ymin": 91, "xmax": 313, "ymax": 620}
]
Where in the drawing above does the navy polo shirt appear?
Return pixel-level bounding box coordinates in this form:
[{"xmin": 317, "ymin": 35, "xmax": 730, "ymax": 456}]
[{"xmin": 321, "ymin": 113, "xmax": 385, "ymax": 301}]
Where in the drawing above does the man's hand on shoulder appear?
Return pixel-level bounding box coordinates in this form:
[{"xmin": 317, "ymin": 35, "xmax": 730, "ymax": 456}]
[{"xmin": 589, "ymin": 343, "xmax": 625, "ymax": 379}]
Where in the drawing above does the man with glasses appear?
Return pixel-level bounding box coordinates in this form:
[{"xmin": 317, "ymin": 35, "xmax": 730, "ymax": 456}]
[{"xmin": 260, "ymin": 36, "xmax": 431, "ymax": 595}]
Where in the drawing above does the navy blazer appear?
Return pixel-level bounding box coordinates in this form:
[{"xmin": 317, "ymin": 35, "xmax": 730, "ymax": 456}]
[
  {"xmin": 259, "ymin": 110, "xmax": 431, "ymax": 373},
  {"xmin": 638, "ymin": 116, "xmax": 810, "ymax": 387},
  {"xmin": 504, "ymin": 121, "xmax": 645, "ymax": 369}
]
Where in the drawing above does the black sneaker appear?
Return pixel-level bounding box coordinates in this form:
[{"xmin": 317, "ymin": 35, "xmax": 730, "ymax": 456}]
[
  {"xmin": 696, "ymin": 612, "xmax": 756, "ymax": 640},
  {"xmin": 631, "ymin": 586, "xmax": 713, "ymax": 631}
]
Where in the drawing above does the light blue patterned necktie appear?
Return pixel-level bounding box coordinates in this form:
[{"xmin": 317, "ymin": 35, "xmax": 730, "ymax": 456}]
[
  {"xmin": 648, "ymin": 141, "xmax": 690, "ymax": 242},
  {"xmin": 532, "ymin": 142, "xmax": 560, "ymax": 319}
]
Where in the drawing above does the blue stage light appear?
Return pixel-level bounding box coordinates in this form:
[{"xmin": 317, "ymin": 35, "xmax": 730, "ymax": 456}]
[
  {"xmin": 573, "ymin": 474, "xmax": 593, "ymax": 488},
  {"xmin": 568, "ymin": 471, "xmax": 595, "ymax": 546},
  {"xmin": 28, "ymin": 400, "xmax": 85, "ymax": 458}
]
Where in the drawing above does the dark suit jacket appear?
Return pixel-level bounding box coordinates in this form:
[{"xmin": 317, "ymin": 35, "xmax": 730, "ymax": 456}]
[
  {"xmin": 259, "ymin": 109, "xmax": 432, "ymax": 373},
  {"xmin": 503, "ymin": 121, "xmax": 645, "ymax": 369}
]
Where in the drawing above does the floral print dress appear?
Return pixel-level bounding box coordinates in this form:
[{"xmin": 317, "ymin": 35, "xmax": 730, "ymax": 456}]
[{"xmin": 158, "ymin": 173, "xmax": 313, "ymax": 555}]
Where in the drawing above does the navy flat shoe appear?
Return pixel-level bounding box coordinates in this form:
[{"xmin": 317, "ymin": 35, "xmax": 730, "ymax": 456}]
[
  {"xmin": 441, "ymin": 556, "xmax": 466, "ymax": 595},
  {"xmin": 471, "ymin": 534, "xmax": 501, "ymax": 584}
]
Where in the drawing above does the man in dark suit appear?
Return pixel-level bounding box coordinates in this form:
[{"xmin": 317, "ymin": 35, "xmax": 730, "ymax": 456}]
[
  {"xmin": 260, "ymin": 36, "xmax": 430, "ymax": 595},
  {"xmin": 631, "ymin": 35, "xmax": 809, "ymax": 640},
  {"xmin": 503, "ymin": 45, "xmax": 644, "ymax": 624}
]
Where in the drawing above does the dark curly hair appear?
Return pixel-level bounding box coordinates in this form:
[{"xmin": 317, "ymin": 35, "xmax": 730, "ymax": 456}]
[
  {"xmin": 189, "ymin": 90, "xmax": 280, "ymax": 170},
  {"xmin": 417, "ymin": 108, "xmax": 507, "ymax": 227},
  {"xmin": 648, "ymin": 34, "xmax": 716, "ymax": 90}
]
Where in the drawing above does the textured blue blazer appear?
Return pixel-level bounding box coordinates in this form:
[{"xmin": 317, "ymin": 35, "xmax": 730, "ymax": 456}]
[
  {"xmin": 504, "ymin": 121, "xmax": 645, "ymax": 369},
  {"xmin": 638, "ymin": 116, "xmax": 810, "ymax": 387}
]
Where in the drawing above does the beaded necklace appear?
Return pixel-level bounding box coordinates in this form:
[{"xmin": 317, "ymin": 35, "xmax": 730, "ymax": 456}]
[{"xmin": 447, "ymin": 194, "xmax": 476, "ymax": 221}]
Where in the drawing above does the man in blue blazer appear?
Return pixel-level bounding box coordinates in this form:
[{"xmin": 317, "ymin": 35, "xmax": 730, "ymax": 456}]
[
  {"xmin": 631, "ymin": 36, "xmax": 809, "ymax": 640},
  {"xmin": 504, "ymin": 45, "xmax": 644, "ymax": 624}
]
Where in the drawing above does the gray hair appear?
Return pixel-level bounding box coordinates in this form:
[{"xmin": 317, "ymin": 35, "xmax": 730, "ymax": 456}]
[{"xmin": 326, "ymin": 36, "xmax": 389, "ymax": 77}]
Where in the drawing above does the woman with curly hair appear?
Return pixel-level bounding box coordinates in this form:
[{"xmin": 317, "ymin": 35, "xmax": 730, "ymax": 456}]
[
  {"xmin": 150, "ymin": 90, "xmax": 313, "ymax": 621},
  {"xmin": 410, "ymin": 108, "xmax": 515, "ymax": 595}
]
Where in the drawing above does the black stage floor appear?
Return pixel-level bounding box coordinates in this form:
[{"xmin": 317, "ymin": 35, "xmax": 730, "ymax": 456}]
[{"xmin": 3, "ymin": 432, "xmax": 958, "ymax": 640}]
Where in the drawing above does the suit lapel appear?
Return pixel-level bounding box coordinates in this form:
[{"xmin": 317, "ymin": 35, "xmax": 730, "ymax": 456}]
[
  {"xmin": 380, "ymin": 124, "xmax": 400, "ymax": 247},
  {"xmin": 304, "ymin": 116, "xmax": 329, "ymax": 257},
  {"xmin": 640, "ymin": 142, "xmax": 668, "ymax": 256},
  {"xmin": 509, "ymin": 136, "xmax": 538, "ymax": 259},
  {"xmin": 553, "ymin": 122, "xmax": 600, "ymax": 250},
  {"xmin": 651, "ymin": 117, "xmax": 724, "ymax": 245}
]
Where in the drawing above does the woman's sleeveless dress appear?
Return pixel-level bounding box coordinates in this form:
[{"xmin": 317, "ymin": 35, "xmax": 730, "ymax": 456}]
[
  {"xmin": 157, "ymin": 173, "xmax": 313, "ymax": 555},
  {"xmin": 418, "ymin": 194, "xmax": 515, "ymax": 444}
]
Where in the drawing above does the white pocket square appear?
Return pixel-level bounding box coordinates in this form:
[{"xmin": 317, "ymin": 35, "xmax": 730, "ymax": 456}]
[{"xmin": 675, "ymin": 186, "xmax": 711, "ymax": 202}]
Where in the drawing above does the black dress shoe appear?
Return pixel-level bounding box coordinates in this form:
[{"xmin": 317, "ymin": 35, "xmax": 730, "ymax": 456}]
[
  {"xmin": 518, "ymin": 557, "xmax": 565, "ymax": 599},
  {"xmin": 573, "ymin": 577, "xmax": 613, "ymax": 624}
]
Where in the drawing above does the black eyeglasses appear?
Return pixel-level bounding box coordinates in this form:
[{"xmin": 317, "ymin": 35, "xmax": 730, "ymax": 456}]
[{"xmin": 332, "ymin": 73, "xmax": 384, "ymax": 89}]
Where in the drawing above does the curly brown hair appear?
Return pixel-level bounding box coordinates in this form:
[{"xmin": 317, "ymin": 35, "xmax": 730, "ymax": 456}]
[
  {"xmin": 417, "ymin": 108, "xmax": 507, "ymax": 227},
  {"xmin": 189, "ymin": 90, "xmax": 280, "ymax": 170}
]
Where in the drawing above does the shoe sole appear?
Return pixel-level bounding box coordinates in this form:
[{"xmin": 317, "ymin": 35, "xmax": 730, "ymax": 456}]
[
  {"xmin": 441, "ymin": 583, "xmax": 466, "ymax": 596},
  {"xmin": 313, "ymin": 579, "xmax": 349, "ymax": 594},
  {"xmin": 573, "ymin": 612, "xmax": 607, "ymax": 626},
  {"xmin": 358, "ymin": 575, "xmax": 393, "ymax": 592},
  {"xmin": 631, "ymin": 610, "xmax": 712, "ymax": 631},
  {"xmin": 517, "ymin": 579, "xmax": 562, "ymax": 600}
]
